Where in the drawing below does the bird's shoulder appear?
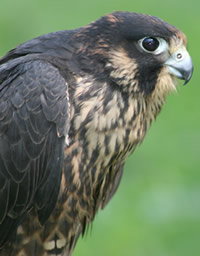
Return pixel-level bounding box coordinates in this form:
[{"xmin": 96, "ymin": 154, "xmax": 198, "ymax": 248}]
[
  {"xmin": 0, "ymin": 30, "xmax": 77, "ymax": 63},
  {"xmin": 0, "ymin": 53, "xmax": 72, "ymax": 247}
]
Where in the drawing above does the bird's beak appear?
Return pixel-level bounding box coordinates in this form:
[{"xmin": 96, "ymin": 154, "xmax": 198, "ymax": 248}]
[{"xmin": 164, "ymin": 47, "xmax": 193, "ymax": 85}]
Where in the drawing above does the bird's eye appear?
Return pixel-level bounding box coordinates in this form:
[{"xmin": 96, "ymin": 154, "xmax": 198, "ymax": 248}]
[
  {"xmin": 139, "ymin": 37, "xmax": 168, "ymax": 55},
  {"xmin": 142, "ymin": 37, "xmax": 159, "ymax": 52}
]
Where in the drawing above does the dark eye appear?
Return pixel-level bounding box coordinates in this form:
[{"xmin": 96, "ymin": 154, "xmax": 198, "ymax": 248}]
[
  {"xmin": 139, "ymin": 37, "xmax": 168, "ymax": 55},
  {"xmin": 142, "ymin": 37, "xmax": 160, "ymax": 52}
]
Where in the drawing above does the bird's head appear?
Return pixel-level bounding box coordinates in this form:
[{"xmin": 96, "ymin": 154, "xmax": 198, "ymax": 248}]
[{"xmin": 76, "ymin": 11, "xmax": 193, "ymax": 96}]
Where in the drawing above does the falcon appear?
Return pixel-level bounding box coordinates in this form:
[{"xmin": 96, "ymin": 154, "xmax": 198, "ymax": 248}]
[{"xmin": 0, "ymin": 11, "xmax": 193, "ymax": 256}]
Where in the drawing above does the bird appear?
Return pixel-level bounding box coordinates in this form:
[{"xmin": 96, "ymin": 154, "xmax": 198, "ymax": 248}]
[{"xmin": 0, "ymin": 11, "xmax": 193, "ymax": 256}]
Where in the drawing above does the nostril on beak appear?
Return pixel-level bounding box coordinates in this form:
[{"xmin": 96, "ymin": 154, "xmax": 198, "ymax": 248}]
[{"xmin": 176, "ymin": 53, "xmax": 183, "ymax": 60}]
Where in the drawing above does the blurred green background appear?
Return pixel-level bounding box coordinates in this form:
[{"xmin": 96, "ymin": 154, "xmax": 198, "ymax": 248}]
[{"xmin": 0, "ymin": 0, "xmax": 200, "ymax": 255}]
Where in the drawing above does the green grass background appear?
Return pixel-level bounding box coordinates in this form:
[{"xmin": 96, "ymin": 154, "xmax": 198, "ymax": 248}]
[{"xmin": 0, "ymin": 0, "xmax": 200, "ymax": 255}]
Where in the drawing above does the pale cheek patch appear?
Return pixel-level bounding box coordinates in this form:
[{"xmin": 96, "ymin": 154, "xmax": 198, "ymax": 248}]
[
  {"xmin": 108, "ymin": 47, "xmax": 139, "ymax": 90},
  {"xmin": 154, "ymin": 35, "xmax": 186, "ymax": 98},
  {"xmin": 156, "ymin": 67, "xmax": 178, "ymax": 96}
]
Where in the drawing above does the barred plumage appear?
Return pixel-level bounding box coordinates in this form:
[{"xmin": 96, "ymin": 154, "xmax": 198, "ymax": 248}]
[{"xmin": 0, "ymin": 11, "xmax": 193, "ymax": 255}]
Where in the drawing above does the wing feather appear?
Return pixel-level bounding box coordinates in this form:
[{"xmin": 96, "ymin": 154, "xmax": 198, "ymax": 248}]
[{"xmin": 0, "ymin": 59, "xmax": 70, "ymax": 247}]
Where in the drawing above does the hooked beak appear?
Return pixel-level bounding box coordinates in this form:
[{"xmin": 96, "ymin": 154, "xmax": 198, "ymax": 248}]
[{"xmin": 165, "ymin": 47, "xmax": 193, "ymax": 85}]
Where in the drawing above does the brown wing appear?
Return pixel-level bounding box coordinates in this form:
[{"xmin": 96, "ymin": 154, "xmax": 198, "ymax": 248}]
[
  {"xmin": 101, "ymin": 162, "xmax": 124, "ymax": 209},
  {"xmin": 0, "ymin": 59, "xmax": 70, "ymax": 247}
]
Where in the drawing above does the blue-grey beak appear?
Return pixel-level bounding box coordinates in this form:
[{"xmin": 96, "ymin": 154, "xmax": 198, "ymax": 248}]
[{"xmin": 165, "ymin": 47, "xmax": 193, "ymax": 85}]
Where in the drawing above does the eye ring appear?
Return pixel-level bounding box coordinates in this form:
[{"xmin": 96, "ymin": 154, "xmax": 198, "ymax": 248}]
[{"xmin": 139, "ymin": 37, "xmax": 168, "ymax": 55}]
